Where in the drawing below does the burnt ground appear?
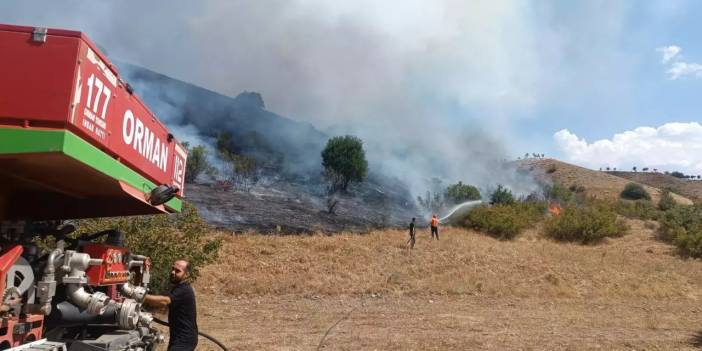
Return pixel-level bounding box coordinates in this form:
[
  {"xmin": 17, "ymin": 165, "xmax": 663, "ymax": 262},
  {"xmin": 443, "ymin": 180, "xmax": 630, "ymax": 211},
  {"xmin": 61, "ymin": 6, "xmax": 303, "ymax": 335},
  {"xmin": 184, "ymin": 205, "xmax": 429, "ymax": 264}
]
[{"xmin": 184, "ymin": 177, "xmax": 419, "ymax": 233}]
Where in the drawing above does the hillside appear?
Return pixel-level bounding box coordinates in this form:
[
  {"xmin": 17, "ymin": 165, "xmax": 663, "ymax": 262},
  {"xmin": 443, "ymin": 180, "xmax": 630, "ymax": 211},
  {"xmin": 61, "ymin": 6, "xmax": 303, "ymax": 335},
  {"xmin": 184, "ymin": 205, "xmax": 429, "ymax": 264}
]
[
  {"xmin": 191, "ymin": 223, "xmax": 702, "ymax": 350},
  {"xmin": 185, "ymin": 178, "xmax": 417, "ymax": 233},
  {"xmin": 115, "ymin": 62, "xmax": 421, "ymax": 231},
  {"xmin": 609, "ymin": 171, "xmax": 702, "ymax": 203},
  {"xmin": 517, "ymin": 158, "xmax": 693, "ymax": 205}
]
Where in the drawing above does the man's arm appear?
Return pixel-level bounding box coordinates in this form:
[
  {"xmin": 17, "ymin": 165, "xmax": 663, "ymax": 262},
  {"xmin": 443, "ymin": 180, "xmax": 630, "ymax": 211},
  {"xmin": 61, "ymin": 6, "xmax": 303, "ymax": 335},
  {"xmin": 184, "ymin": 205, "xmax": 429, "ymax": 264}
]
[{"xmin": 143, "ymin": 294, "xmax": 171, "ymax": 309}]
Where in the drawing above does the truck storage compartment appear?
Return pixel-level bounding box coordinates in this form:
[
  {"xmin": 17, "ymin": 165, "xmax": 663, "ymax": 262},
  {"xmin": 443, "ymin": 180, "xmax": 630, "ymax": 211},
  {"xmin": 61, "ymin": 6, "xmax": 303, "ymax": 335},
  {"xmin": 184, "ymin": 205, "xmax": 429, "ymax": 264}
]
[{"xmin": 0, "ymin": 24, "xmax": 187, "ymax": 219}]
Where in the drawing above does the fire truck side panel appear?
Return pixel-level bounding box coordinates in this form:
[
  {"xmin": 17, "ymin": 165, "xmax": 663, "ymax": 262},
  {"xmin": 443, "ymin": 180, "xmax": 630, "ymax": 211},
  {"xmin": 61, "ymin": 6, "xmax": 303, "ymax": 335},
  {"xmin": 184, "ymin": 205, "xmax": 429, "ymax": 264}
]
[
  {"xmin": 0, "ymin": 28, "xmax": 79, "ymax": 126},
  {"xmin": 0, "ymin": 24, "xmax": 187, "ymax": 197}
]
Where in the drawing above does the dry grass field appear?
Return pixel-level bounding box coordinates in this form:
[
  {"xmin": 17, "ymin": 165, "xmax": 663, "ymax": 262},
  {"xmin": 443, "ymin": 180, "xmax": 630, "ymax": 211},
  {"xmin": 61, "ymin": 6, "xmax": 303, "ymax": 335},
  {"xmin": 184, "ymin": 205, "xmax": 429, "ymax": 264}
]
[
  {"xmin": 610, "ymin": 171, "xmax": 702, "ymax": 203},
  {"xmin": 187, "ymin": 222, "xmax": 702, "ymax": 350}
]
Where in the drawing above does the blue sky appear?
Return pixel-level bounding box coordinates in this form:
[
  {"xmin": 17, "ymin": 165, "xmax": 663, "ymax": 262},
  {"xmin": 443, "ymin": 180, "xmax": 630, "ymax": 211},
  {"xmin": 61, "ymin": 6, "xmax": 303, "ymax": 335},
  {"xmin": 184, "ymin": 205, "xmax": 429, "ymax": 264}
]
[
  {"xmin": 2, "ymin": 1, "xmax": 701, "ymax": 176},
  {"xmin": 503, "ymin": 1, "xmax": 702, "ymax": 173}
]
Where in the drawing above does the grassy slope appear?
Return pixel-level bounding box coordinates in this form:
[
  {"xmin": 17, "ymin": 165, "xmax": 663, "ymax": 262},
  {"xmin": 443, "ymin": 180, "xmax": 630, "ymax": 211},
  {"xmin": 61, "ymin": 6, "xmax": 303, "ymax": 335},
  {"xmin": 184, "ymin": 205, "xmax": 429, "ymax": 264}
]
[
  {"xmin": 197, "ymin": 225, "xmax": 701, "ymax": 299},
  {"xmin": 610, "ymin": 171, "xmax": 702, "ymax": 203},
  {"xmin": 517, "ymin": 158, "xmax": 693, "ymax": 205},
  {"xmin": 192, "ymin": 224, "xmax": 702, "ymax": 350}
]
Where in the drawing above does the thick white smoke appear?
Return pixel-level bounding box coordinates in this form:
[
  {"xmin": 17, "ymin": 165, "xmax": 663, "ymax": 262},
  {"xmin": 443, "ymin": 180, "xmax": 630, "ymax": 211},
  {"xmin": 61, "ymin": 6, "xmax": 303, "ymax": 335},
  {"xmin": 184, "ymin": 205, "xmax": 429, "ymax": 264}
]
[{"xmin": 1, "ymin": 1, "xmax": 620, "ymax": 198}]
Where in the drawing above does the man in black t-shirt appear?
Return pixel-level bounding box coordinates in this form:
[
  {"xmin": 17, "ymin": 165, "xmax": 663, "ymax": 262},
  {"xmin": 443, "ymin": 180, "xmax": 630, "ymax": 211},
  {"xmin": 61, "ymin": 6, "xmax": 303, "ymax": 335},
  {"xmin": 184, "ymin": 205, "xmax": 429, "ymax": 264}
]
[{"xmin": 144, "ymin": 259, "xmax": 199, "ymax": 351}]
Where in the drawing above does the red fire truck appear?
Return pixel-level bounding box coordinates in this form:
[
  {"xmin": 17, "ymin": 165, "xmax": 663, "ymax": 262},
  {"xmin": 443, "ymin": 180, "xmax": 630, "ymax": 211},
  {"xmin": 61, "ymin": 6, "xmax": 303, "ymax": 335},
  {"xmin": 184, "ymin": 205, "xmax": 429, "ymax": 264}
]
[{"xmin": 0, "ymin": 23, "xmax": 188, "ymax": 350}]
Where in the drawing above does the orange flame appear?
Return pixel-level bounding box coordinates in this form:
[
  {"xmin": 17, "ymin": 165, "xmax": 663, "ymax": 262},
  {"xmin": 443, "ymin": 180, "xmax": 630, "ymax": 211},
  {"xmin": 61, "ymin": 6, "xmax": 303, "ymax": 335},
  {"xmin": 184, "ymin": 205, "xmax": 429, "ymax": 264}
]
[{"xmin": 548, "ymin": 202, "xmax": 562, "ymax": 217}]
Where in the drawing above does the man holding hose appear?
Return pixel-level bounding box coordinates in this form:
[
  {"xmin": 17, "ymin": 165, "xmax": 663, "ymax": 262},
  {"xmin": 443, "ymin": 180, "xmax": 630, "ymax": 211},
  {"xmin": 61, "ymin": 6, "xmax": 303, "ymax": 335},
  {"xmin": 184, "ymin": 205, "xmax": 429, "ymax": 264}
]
[
  {"xmin": 430, "ymin": 214, "xmax": 439, "ymax": 240},
  {"xmin": 144, "ymin": 259, "xmax": 199, "ymax": 351}
]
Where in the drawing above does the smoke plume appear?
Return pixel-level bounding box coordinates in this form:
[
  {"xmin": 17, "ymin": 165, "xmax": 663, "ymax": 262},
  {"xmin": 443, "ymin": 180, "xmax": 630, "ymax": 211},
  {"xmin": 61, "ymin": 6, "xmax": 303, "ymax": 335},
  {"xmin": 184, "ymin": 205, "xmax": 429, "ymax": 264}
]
[{"xmin": 0, "ymin": 0, "xmax": 559, "ymax": 198}]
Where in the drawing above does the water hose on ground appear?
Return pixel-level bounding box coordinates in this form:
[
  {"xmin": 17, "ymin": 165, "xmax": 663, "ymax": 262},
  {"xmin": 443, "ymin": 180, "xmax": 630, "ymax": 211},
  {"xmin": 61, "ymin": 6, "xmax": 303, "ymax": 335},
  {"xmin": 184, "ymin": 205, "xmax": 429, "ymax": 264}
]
[{"xmin": 153, "ymin": 317, "xmax": 229, "ymax": 351}]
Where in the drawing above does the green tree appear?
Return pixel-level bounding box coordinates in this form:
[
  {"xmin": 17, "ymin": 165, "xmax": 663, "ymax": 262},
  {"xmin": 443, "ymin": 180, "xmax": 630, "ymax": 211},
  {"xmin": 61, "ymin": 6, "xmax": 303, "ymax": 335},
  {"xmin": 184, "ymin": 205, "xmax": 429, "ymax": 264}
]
[
  {"xmin": 490, "ymin": 185, "xmax": 515, "ymax": 205},
  {"xmin": 75, "ymin": 203, "xmax": 221, "ymax": 293},
  {"xmin": 321, "ymin": 135, "xmax": 368, "ymax": 192},
  {"xmin": 183, "ymin": 143, "xmax": 215, "ymax": 183},
  {"xmin": 444, "ymin": 181, "xmax": 481, "ymax": 204}
]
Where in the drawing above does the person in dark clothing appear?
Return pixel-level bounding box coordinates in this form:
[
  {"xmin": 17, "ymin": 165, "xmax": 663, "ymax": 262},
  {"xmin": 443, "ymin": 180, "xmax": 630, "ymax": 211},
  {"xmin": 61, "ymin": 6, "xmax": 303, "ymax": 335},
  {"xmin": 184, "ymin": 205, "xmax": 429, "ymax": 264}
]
[
  {"xmin": 407, "ymin": 217, "xmax": 416, "ymax": 250},
  {"xmin": 144, "ymin": 259, "xmax": 199, "ymax": 351},
  {"xmin": 430, "ymin": 214, "xmax": 439, "ymax": 240}
]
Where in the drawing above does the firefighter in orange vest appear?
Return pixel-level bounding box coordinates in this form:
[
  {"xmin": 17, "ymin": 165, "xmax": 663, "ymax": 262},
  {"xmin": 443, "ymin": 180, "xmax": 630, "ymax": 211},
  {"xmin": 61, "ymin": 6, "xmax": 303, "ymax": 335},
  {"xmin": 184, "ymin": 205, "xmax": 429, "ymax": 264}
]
[{"xmin": 430, "ymin": 214, "xmax": 439, "ymax": 240}]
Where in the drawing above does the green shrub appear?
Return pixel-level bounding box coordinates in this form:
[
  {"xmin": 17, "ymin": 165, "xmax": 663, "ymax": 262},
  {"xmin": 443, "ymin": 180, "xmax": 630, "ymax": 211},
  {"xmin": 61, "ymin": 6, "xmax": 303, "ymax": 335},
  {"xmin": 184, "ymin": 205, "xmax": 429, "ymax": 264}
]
[
  {"xmin": 460, "ymin": 201, "xmax": 546, "ymax": 239},
  {"xmin": 659, "ymin": 205, "xmax": 702, "ymax": 257},
  {"xmin": 546, "ymin": 183, "xmax": 574, "ymax": 203},
  {"xmin": 620, "ymin": 182, "xmax": 651, "ymax": 201},
  {"xmin": 658, "ymin": 189, "xmax": 676, "ymax": 211},
  {"xmin": 614, "ymin": 200, "xmax": 661, "ymax": 220},
  {"xmin": 183, "ymin": 143, "xmax": 216, "ymax": 183},
  {"xmin": 75, "ymin": 203, "xmax": 222, "ymax": 293},
  {"xmin": 445, "ymin": 181, "xmax": 481, "ymax": 203},
  {"xmin": 490, "ymin": 185, "xmax": 515, "ymax": 205},
  {"xmin": 544, "ymin": 202, "xmax": 628, "ymax": 244}
]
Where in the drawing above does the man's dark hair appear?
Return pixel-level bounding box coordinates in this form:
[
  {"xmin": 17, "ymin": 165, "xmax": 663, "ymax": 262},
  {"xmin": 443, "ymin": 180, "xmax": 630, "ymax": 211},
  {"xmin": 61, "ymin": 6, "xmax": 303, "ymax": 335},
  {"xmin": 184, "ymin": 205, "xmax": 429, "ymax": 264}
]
[
  {"xmin": 178, "ymin": 259, "xmax": 193, "ymax": 277},
  {"xmin": 412, "ymin": 217, "xmax": 415, "ymax": 221}
]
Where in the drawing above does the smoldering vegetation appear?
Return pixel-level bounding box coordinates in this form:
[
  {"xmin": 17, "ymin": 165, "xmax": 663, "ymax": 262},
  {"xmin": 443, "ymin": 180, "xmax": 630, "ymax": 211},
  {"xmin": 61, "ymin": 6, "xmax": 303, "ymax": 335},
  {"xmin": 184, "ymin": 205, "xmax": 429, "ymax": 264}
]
[
  {"xmin": 118, "ymin": 62, "xmax": 421, "ymax": 232},
  {"xmin": 116, "ymin": 62, "xmax": 539, "ymax": 233},
  {"xmin": 1, "ymin": 1, "xmax": 546, "ymax": 233}
]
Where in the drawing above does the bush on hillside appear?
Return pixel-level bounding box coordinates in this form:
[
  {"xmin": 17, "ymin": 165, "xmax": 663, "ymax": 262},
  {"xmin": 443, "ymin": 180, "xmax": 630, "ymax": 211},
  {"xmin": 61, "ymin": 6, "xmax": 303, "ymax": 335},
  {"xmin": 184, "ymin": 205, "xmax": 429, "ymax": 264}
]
[
  {"xmin": 620, "ymin": 182, "xmax": 651, "ymax": 201},
  {"xmin": 568, "ymin": 183, "xmax": 586, "ymax": 194},
  {"xmin": 445, "ymin": 181, "xmax": 481, "ymax": 203},
  {"xmin": 546, "ymin": 183, "xmax": 574, "ymax": 203},
  {"xmin": 544, "ymin": 202, "xmax": 628, "ymax": 244},
  {"xmin": 75, "ymin": 203, "xmax": 222, "ymax": 293},
  {"xmin": 490, "ymin": 185, "xmax": 515, "ymax": 205},
  {"xmin": 659, "ymin": 204, "xmax": 702, "ymax": 257},
  {"xmin": 613, "ymin": 200, "xmax": 661, "ymax": 221},
  {"xmin": 221, "ymin": 151, "xmax": 258, "ymax": 192},
  {"xmin": 183, "ymin": 143, "xmax": 216, "ymax": 183},
  {"xmin": 460, "ymin": 201, "xmax": 546, "ymax": 240},
  {"xmin": 658, "ymin": 189, "xmax": 676, "ymax": 211}
]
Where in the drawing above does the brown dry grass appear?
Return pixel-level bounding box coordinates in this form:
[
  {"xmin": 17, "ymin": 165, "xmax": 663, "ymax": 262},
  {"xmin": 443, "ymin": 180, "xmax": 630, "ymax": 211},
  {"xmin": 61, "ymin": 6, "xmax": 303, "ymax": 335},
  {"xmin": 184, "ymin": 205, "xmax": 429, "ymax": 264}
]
[
  {"xmin": 611, "ymin": 171, "xmax": 702, "ymax": 203},
  {"xmin": 197, "ymin": 225, "xmax": 702, "ymax": 300},
  {"xmin": 189, "ymin": 222, "xmax": 702, "ymax": 350},
  {"xmin": 517, "ymin": 158, "xmax": 693, "ymax": 205}
]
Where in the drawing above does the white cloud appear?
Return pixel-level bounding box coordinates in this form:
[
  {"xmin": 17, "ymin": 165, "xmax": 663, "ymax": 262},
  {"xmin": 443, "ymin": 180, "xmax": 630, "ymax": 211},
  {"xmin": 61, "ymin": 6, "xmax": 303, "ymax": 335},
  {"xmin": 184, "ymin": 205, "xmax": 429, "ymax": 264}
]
[
  {"xmin": 657, "ymin": 45, "xmax": 702, "ymax": 79},
  {"xmin": 657, "ymin": 45, "xmax": 681, "ymax": 63},
  {"xmin": 668, "ymin": 61, "xmax": 702, "ymax": 79},
  {"xmin": 554, "ymin": 122, "xmax": 702, "ymax": 174}
]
